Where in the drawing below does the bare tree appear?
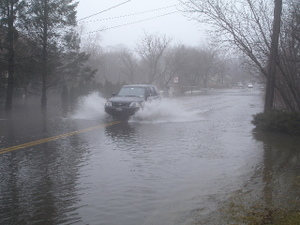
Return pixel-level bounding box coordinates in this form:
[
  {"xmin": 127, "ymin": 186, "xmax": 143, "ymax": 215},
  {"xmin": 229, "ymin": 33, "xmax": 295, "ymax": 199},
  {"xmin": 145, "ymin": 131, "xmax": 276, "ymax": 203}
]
[
  {"xmin": 80, "ymin": 33, "xmax": 106, "ymax": 84},
  {"xmin": 162, "ymin": 44, "xmax": 187, "ymax": 89},
  {"xmin": 179, "ymin": 46, "xmax": 221, "ymax": 88},
  {"xmin": 136, "ymin": 33, "xmax": 171, "ymax": 84},
  {"xmin": 182, "ymin": 0, "xmax": 280, "ymax": 110},
  {"xmin": 198, "ymin": 47, "xmax": 222, "ymax": 88},
  {"xmin": 118, "ymin": 48, "xmax": 138, "ymax": 84}
]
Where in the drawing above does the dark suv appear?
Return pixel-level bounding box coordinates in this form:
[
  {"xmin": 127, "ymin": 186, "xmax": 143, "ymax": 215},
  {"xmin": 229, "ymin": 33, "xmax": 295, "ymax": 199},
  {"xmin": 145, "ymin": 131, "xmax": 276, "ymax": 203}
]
[{"xmin": 105, "ymin": 84, "xmax": 160, "ymax": 119}]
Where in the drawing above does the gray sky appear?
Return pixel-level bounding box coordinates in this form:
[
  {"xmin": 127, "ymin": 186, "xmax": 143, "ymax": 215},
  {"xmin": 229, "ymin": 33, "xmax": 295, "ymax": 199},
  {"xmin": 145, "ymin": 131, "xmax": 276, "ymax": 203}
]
[{"xmin": 77, "ymin": 0, "xmax": 205, "ymax": 48}]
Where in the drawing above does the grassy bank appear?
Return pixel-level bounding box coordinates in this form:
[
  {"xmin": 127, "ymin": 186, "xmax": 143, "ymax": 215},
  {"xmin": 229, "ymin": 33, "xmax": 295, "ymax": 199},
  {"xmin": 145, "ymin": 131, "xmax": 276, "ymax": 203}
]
[{"xmin": 252, "ymin": 111, "xmax": 300, "ymax": 135}]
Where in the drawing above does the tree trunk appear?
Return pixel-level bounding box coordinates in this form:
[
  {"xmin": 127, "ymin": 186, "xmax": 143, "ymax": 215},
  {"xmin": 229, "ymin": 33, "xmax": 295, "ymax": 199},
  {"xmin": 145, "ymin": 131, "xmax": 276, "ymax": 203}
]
[
  {"xmin": 41, "ymin": 0, "xmax": 48, "ymax": 111},
  {"xmin": 5, "ymin": 1, "xmax": 15, "ymax": 114},
  {"xmin": 5, "ymin": 56, "xmax": 14, "ymax": 113},
  {"xmin": 41, "ymin": 71, "xmax": 47, "ymax": 110},
  {"xmin": 264, "ymin": 0, "xmax": 282, "ymax": 112},
  {"xmin": 61, "ymin": 84, "xmax": 69, "ymax": 116}
]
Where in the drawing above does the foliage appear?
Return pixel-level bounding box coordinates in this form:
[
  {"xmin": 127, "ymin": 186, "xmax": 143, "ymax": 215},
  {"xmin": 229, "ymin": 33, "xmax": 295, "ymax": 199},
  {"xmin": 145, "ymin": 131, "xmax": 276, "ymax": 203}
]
[
  {"xmin": 0, "ymin": 0, "xmax": 99, "ymax": 112},
  {"xmin": 0, "ymin": 0, "xmax": 27, "ymax": 111},
  {"xmin": 22, "ymin": 0, "xmax": 79, "ymax": 108},
  {"xmin": 252, "ymin": 110, "xmax": 300, "ymax": 135}
]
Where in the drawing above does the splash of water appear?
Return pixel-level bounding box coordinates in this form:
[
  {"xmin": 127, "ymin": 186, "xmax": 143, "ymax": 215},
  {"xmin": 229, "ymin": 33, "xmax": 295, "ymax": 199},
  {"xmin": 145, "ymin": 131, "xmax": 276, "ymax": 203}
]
[
  {"xmin": 71, "ymin": 92, "xmax": 107, "ymax": 120},
  {"xmin": 71, "ymin": 93, "xmax": 202, "ymax": 123},
  {"xmin": 131, "ymin": 98, "xmax": 202, "ymax": 123}
]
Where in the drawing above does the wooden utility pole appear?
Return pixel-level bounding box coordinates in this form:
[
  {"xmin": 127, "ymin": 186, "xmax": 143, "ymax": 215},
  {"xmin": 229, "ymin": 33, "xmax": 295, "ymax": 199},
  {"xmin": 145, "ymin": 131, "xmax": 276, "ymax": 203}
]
[{"xmin": 264, "ymin": 0, "xmax": 282, "ymax": 112}]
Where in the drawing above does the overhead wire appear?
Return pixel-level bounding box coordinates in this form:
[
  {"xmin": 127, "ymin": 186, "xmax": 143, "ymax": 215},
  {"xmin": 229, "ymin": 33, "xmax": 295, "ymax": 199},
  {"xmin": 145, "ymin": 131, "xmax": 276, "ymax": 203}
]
[
  {"xmin": 82, "ymin": 11, "xmax": 179, "ymax": 35},
  {"xmin": 78, "ymin": 4, "xmax": 180, "ymax": 24},
  {"xmin": 78, "ymin": 0, "xmax": 132, "ymax": 21}
]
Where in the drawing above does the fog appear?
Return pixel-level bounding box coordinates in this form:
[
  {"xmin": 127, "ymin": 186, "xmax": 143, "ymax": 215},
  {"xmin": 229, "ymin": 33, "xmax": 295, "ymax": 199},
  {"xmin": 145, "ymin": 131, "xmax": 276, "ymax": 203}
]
[{"xmin": 77, "ymin": 0, "xmax": 204, "ymax": 48}]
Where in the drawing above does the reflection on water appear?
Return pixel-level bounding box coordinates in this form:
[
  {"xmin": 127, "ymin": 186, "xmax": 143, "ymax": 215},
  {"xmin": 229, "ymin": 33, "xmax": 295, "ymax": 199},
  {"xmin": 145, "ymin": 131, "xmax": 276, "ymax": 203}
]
[
  {"xmin": 4, "ymin": 118, "xmax": 14, "ymax": 147},
  {"xmin": 215, "ymin": 131, "xmax": 300, "ymax": 224},
  {"xmin": 0, "ymin": 109, "xmax": 88, "ymax": 225},
  {"xmin": 1, "ymin": 90, "xmax": 299, "ymax": 225},
  {"xmin": 0, "ymin": 143, "xmax": 84, "ymax": 225},
  {"xmin": 105, "ymin": 122, "xmax": 136, "ymax": 140},
  {"xmin": 253, "ymin": 131, "xmax": 300, "ymax": 209}
]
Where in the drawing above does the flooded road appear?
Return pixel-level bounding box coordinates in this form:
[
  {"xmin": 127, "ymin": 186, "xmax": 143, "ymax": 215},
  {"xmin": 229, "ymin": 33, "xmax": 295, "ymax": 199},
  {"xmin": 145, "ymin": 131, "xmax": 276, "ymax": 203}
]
[{"xmin": 0, "ymin": 89, "xmax": 299, "ymax": 225}]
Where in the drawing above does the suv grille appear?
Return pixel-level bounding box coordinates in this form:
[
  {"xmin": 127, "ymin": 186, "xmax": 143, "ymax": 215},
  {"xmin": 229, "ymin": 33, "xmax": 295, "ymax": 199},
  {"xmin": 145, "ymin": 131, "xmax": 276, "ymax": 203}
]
[{"xmin": 112, "ymin": 102, "xmax": 131, "ymax": 107}]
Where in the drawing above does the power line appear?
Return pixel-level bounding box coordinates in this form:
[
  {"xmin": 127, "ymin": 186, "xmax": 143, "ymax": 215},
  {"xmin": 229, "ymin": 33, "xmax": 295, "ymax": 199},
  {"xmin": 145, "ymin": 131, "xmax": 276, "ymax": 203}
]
[
  {"xmin": 78, "ymin": 4, "xmax": 179, "ymax": 24},
  {"xmin": 78, "ymin": 0, "xmax": 132, "ymax": 22},
  {"xmin": 82, "ymin": 11, "xmax": 179, "ymax": 35}
]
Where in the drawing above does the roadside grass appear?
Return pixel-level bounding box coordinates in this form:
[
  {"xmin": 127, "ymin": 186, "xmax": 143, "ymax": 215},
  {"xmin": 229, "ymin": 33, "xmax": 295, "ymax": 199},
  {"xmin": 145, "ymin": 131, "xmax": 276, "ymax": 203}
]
[
  {"xmin": 219, "ymin": 187, "xmax": 300, "ymax": 225},
  {"xmin": 217, "ymin": 110, "xmax": 300, "ymax": 224},
  {"xmin": 221, "ymin": 201, "xmax": 300, "ymax": 225}
]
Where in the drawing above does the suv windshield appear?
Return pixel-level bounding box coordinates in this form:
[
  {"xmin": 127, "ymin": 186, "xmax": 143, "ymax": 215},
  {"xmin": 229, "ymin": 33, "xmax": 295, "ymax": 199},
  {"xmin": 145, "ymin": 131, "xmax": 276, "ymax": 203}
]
[{"xmin": 117, "ymin": 87, "xmax": 145, "ymax": 98}]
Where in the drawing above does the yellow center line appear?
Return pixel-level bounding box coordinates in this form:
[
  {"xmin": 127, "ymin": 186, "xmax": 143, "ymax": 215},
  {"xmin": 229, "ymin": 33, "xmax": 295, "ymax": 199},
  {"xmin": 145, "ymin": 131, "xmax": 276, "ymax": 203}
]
[{"xmin": 0, "ymin": 120, "xmax": 121, "ymax": 155}]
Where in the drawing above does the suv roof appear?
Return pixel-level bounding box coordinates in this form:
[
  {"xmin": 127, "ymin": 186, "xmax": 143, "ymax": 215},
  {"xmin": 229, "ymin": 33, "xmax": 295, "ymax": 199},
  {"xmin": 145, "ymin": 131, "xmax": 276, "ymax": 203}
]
[{"xmin": 122, "ymin": 84, "xmax": 155, "ymax": 88}]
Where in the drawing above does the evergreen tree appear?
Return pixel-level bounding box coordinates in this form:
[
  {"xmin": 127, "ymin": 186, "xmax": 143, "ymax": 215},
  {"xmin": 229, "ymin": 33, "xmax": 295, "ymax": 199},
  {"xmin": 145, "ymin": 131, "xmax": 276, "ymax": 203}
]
[
  {"xmin": 22, "ymin": 0, "xmax": 78, "ymax": 110},
  {"xmin": 0, "ymin": 0, "xmax": 26, "ymax": 113}
]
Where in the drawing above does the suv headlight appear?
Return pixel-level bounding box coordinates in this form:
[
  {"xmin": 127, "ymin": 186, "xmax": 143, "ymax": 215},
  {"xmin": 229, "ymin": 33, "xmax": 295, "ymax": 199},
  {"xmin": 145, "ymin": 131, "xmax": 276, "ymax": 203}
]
[
  {"xmin": 129, "ymin": 102, "xmax": 140, "ymax": 107},
  {"xmin": 105, "ymin": 101, "xmax": 112, "ymax": 107}
]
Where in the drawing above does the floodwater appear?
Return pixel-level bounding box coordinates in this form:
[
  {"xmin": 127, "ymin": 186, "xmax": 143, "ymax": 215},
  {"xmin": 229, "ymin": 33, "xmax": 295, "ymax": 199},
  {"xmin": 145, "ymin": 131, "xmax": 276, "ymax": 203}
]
[{"xmin": 0, "ymin": 89, "xmax": 299, "ymax": 225}]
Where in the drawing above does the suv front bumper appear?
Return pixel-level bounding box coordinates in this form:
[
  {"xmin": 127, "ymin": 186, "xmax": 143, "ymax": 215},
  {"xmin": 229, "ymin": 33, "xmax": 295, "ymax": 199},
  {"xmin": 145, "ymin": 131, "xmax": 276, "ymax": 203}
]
[{"xmin": 105, "ymin": 106, "xmax": 140, "ymax": 118}]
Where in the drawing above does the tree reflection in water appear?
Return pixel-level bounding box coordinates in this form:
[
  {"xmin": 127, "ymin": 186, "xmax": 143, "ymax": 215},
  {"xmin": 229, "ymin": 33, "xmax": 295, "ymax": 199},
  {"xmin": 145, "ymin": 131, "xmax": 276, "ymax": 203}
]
[
  {"xmin": 218, "ymin": 131, "xmax": 300, "ymax": 224},
  {"xmin": 0, "ymin": 113, "xmax": 85, "ymax": 225}
]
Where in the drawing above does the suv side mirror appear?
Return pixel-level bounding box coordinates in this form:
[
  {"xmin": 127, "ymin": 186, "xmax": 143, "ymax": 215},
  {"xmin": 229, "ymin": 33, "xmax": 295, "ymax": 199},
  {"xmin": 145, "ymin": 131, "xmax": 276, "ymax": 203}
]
[{"xmin": 145, "ymin": 93, "xmax": 152, "ymax": 100}]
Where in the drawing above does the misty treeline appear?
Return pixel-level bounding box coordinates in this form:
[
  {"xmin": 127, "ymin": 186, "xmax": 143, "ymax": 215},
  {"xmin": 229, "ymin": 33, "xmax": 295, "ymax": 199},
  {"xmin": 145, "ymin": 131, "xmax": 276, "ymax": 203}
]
[
  {"xmin": 183, "ymin": 0, "xmax": 300, "ymax": 113},
  {"xmin": 81, "ymin": 32, "xmax": 248, "ymax": 96},
  {"xmin": 2, "ymin": 1, "xmax": 300, "ymax": 114},
  {"xmin": 0, "ymin": 0, "xmax": 251, "ymax": 113}
]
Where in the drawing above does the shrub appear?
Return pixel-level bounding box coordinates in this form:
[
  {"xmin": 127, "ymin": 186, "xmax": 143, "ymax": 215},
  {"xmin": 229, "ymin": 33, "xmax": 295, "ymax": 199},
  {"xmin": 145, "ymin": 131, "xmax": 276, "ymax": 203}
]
[{"xmin": 252, "ymin": 110, "xmax": 300, "ymax": 135}]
